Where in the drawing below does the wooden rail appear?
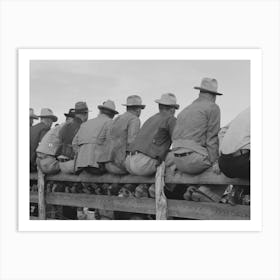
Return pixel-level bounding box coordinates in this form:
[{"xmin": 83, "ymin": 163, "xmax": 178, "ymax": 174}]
[{"xmin": 30, "ymin": 167, "xmax": 250, "ymax": 220}]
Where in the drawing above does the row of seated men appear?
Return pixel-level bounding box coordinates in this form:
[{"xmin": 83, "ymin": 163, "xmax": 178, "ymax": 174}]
[{"xmin": 30, "ymin": 77, "xmax": 250, "ymax": 186}]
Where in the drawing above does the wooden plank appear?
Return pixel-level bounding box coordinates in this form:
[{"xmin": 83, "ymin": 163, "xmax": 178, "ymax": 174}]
[
  {"xmin": 37, "ymin": 168, "xmax": 46, "ymax": 219},
  {"xmin": 165, "ymin": 169, "xmax": 250, "ymax": 186},
  {"xmin": 168, "ymin": 200, "xmax": 250, "ymax": 220},
  {"xmin": 155, "ymin": 162, "xmax": 167, "ymax": 220},
  {"xmin": 30, "ymin": 192, "xmax": 250, "ymax": 220},
  {"xmin": 30, "ymin": 172, "xmax": 154, "ymax": 184}
]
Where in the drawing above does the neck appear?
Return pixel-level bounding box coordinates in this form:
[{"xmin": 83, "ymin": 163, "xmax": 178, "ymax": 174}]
[{"xmin": 199, "ymin": 92, "xmax": 216, "ymax": 102}]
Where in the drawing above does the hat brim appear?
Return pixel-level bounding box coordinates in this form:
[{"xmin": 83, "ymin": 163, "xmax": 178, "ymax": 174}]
[
  {"xmin": 122, "ymin": 104, "xmax": 146, "ymax": 109},
  {"xmin": 155, "ymin": 100, "xmax": 180, "ymax": 110},
  {"xmin": 194, "ymin": 86, "xmax": 223, "ymax": 96},
  {"xmin": 64, "ymin": 113, "xmax": 75, "ymax": 118},
  {"xmin": 38, "ymin": 115, "xmax": 58, "ymax": 122},
  {"xmin": 98, "ymin": 105, "xmax": 119, "ymax": 115},
  {"xmin": 30, "ymin": 114, "xmax": 38, "ymax": 119}
]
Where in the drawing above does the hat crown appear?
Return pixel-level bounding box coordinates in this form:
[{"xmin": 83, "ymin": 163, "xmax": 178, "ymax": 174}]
[
  {"xmin": 40, "ymin": 108, "xmax": 54, "ymax": 116},
  {"xmin": 200, "ymin": 77, "xmax": 218, "ymax": 92},
  {"xmin": 156, "ymin": 93, "xmax": 178, "ymax": 106},
  {"xmin": 101, "ymin": 100, "xmax": 116, "ymax": 111},
  {"xmin": 75, "ymin": 101, "xmax": 88, "ymax": 111},
  {"xmin": 125, "ymin": 95, "xmax": 143, "ymax": 106}
]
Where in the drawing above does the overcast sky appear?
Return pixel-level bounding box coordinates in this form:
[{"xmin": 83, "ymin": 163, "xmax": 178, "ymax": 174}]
[{"xmin": 30, "ymin": 60, "xmax": 250, "ymax": 126}]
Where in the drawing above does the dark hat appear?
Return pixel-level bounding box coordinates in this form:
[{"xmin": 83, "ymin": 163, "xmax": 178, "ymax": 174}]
[
  {"xmin": 194, "ymin": 77, "xmax": 223, "ymax": 95},
  {"xmin": 64, "ymin": 108, "xmax": 75, "ymax": 118},
  {"xmin": 75, "ymin": 102, "xmax": 89, "ymax": 113}
]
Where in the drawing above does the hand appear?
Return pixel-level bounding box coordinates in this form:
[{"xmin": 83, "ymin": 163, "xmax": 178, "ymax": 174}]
[{"xmin": 212, "ymin": 162, "xmax": 221, "ymax": 174}]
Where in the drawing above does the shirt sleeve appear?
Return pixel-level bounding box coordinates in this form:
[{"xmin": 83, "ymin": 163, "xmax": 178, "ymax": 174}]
[
  {"xmin": 39, "ymin": 128, "xmax": 49, "ymax": 143},
  {"xmin": 167, "ymin": 116, "xmax": 177, "ymax": 136},
  {"xmin": 127, "ymin": 117, "xmax": 141, "ymax": 145},
  {"xmin": 206, "ymin": 105, "xmax": 221, "ymax": 163}
]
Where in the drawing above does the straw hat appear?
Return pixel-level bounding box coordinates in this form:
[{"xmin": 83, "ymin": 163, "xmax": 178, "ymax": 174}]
[
  {"xmin": 38, "ymin": 108, "xmax": 58, "ymax": 122},
  {"xmin": 155, "ymin": 93, "xmax": 179, "ymax": 109},
  {"xmin": 194, "ymin": 77, "xmax": 223, "ymax": 95},
  {"xmin": 30, "ymin": 108, "xmax": 38, "ymax": 119},
  {"xmin": 122, "ymin": 95, "xmax": 145, "ymax": 109},
  {"xmin": 98, "ymin": 100, "xmax": 119, "ymax": 115}
]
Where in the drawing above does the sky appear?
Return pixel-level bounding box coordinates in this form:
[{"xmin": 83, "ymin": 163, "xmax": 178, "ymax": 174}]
[{"xmin": 30, "ymin": 60, "xmax": 250, "ymax": 126}]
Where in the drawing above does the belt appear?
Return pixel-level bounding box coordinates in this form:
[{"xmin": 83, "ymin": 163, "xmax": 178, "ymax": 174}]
[
  {"xmin": 126, "ymin": 151, "xmax": 139, "ymax": 156},
  {"xmin": 174, "ymin": 151, "xmax": 194, "ymax": 158},
  {"xmin": 224, "ymin": 149, "xmax": 250, "ymax": 158}
]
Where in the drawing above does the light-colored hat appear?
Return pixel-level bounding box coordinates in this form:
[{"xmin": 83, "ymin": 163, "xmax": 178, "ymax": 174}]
[
  {"xmin": 75, "ymin": 102, "xmax": 90, "ymax": 113},
  {"xmin": 30, "ymin": 108, "xmax": 38, "ymax": 119},
  {"xmin": 194, "ymin": 77, "xmax": 223, "ymax": 95},
  {"xmin": 122, "ymin": 95, "xmax": 145, "ymax": 109},
  {"xmin": 155, "ymin": 93, "xmax": 179, "ymax": 109},
  {"xmin": 38, "ymin": 108, "xmax": 58, "ymax": 122},
  {"xmin": 98, "ymin": 100, "xmax": 119, "ymax": 115}
]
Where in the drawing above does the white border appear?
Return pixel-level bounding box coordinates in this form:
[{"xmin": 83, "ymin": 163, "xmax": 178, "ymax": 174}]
[{"xmin": 18, "ymin": 49, "xmax": 262, "ymax": 232}]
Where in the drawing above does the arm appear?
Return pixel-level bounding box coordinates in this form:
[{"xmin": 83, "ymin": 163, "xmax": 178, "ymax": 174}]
[
  {"xmin": 167, "ymin": 116, "xmax": 177, "ymax": 137},
  {"xmin": 206, "ymin": 105, "xmax": 220, "ymax": 163}
]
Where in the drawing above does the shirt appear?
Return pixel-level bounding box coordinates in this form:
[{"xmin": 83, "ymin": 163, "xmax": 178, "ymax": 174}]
[
  {"xmin": 72, "ymin": 114, "xmax": 113, "ymax": 169},
  {"xmin": 36, "ymin": 123, "xmax": 65, "ymax": 156},
  {"xmin": 129, "ymin": 111, "xmax": 177, "ymax": 161},
  {"xmin": 30, "ymin": 122, "xmax": 50, "ymax": 167},
  {"xmin": 105, "ymin": 111, "xmax": 141, "ymax": 167},
  {"xmin": 59, "ymin": 117, "xmax": 83, "ymax": 159},
  {"xmin": 220, "ymin": 107, "xmax": 250, "ymax": 155},
  {"xmin": 172, "ymin": 96, "xmax": 221, "ymax": 163}
]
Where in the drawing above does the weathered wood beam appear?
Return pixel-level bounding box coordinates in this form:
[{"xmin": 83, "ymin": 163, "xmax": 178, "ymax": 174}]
[{"xmin": 30, "ymin": 192, "xmax": 250, "ymax": 220}]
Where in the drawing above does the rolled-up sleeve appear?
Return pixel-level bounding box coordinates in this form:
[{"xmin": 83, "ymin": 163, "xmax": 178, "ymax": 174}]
[{"xmin": 206, "ymin": 105, "xmax": 220, "ymax": 163}]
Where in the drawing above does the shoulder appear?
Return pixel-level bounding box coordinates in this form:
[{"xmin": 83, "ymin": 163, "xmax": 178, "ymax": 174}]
[{"xmin": 209, "ymin": 102, "xmax": 220, "ymax": 113}]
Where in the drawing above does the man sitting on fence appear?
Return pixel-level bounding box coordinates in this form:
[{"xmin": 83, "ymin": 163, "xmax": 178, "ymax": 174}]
[
  {"xmin": 30, "ymin": 108, "xmax": 58, "ymax": 172},
  {"xmin": 73, "ymin": 100, "xmax": 118, "ymax": 175},
  {"xmin": 58, "ymin": 102, "xmax": 89, "ymax": 174},
  {"xmin": 218, "ymin": 107, "xmax": 250, "ymax": 179},
  {"xmin": 36, "ymin": 107, "xmax": 75, "ymax": 174},
  {"xmin": 170, "ymin": 78, "xmax": 222, "ymax": 175},
  {"xmin": 104, "ymin": 95, "xmax": 145, "ymax": 175},
  {"xmin": 125, "ymin": 93, "xmax": 178, "ymax": 176},
  {"xmin": 30, "ymin": 108, "xmax": 38, "ymax": 127}
]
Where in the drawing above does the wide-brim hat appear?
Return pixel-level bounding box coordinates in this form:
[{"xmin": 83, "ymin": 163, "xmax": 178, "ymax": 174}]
[
  {"xmin": 64, "ymin": 108, "xmax": 75, "ymax": 118},
  {"xmin": 194, "ymin": 77, "xmax": 223, "ymax": 95},
  {"xmin": 98, "ymin": 100, "xmax": 119, "ymax": 115},
  {"xmin": 155, "ymin": 93, "xmax": 179, "ymax": 109},
  {"xmin": 38, "ymin": 108, "xmax": 58, "ymax": 122},
  {"xmin": 122, "ymin": 95, "xmax": 145, "ymax": 109},
  {"xmin": 75, "ymin": 101, "xmax": 90, "ymax": 113},
  {"xmin": 30, "ymin": 108, "xmax": 38, "ymax": 119}
]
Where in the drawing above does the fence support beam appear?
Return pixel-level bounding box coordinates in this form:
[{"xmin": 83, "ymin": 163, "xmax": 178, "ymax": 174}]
[
  {"xmin": 37, "ymin": 167, "xmax": 46, "ymax": 220},
  {"xmin": 155, "ymin": 162, "xmax": 168, "ymax": 220}
]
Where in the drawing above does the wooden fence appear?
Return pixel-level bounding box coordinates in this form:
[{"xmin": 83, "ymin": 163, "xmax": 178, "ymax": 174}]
[{"xmin": 30, "ymin": 164, "xmax": 250, "ymax": 220}]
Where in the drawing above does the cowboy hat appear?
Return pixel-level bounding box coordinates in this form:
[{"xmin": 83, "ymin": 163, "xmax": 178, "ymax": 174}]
[
  {"xmin": 155, "ymin": 93, "xmax": 179, "ymax": 109},
  {"xmin": 30, "ymin": 108, "xmax": 38, "ymax": 119},
  {"xmin": 75, "ymin": 102, "xmax": 90, "ymax": 114},
  {"xmin": 194, "ymin": 77, "xmax": 223, "ymax": 95},
  {"xmin": 64, "ymin": 108, "xmax": 75, "ymax": 118},
  {"xmin": 98, "ymin": 100, "xmax": 119, "ymax": 115},
  {"xmin": 38, "ymin": 108, "xmax": 58, "ymax": 122},
  {"xmin": 122, "ymin": 95, "xmax": 145, "ymax": 109}
]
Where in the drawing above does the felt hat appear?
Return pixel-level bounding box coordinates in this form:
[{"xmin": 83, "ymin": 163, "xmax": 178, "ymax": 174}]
[
  {"xmin": 155, "ymin": 93, "xmax": 179, "ymax": 109},
  {"xmin": 30, "ymin": 108, "xmax": 38, "ymax": 119},
  {"xmin": 98, "ymin": 100, "xmax": 119, "ymax": 115},
  {"xmin": 194, "ymin": 77, "xmax": 223, "ymax": 95},
  {"xmin": 64, "ymin": 108, "xmax": 75, "ymax": 118},
  {"xmin": 38, "ymin": 108, "xmax": 58, "ymax": 122},
  {"xmin": 75, "ymin": 102, "xmax": 89, "ymax": 114},
  {"xmin": 122, "ymin": 95, "xmax": 145, "ymax": 109}
]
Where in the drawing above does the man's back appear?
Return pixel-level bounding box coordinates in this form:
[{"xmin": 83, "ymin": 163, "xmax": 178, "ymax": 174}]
[{"xmin": 130, "ymin": 112, "xmax": 176, "ymax": 161}]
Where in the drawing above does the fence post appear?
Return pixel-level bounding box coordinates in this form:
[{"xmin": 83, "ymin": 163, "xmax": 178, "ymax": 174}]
[
  {"xmin": 155, "ymin": 162, "xmax": 167, "ymax": 220},
  {"xmin": 37, "ymin": 167, "xmax": 47, "ymax": 220}
]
